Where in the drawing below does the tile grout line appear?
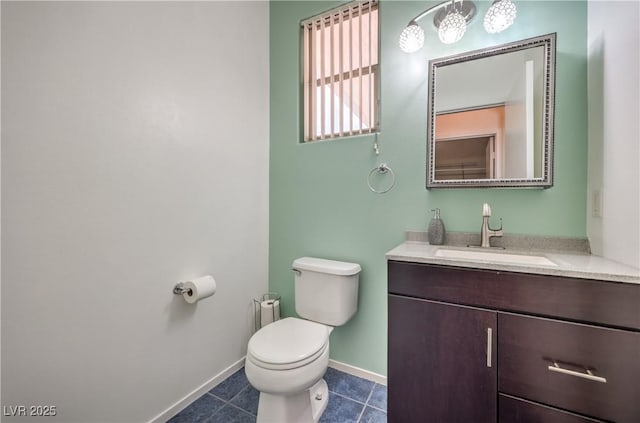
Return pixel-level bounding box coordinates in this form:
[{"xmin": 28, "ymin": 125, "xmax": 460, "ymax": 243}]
[
  {"xmin": 364, "ymin": 384, "xmax": 387, "ymax": 413},
  {"xmin": 327, "ymin": 385, "xmax": 386, "ymax": 411},
  {"xmin": 228, "ymin": 383, "xmax": 251, "ymax": 403},
  {"xmin": 225, "ymin": 384, "xmax": 258, "ymax": 417},
  {"xmin": 200, "ymin": 392, "xmax": 227, "ymax": 422},
  {"xmin": 365, "ymin": 403, "xmax": 387, "ymax": 413},
  {"xmin": 203, "ymin": 392, "xmax": 231, "ymax": 421},
  {"xmin": 223, "ymin": 401, "xmax": 257, "ymax": 417},
  {"xmin": 329, "ymin": 390, "xmax": 369, "ymax": 407},
  {"xmin": 355, "ymin": 384, "xmax": 376, "ymax": 423},
  {"xmin": 206, "ymin": 384, "xmax": 258, "ymax": 420},
  {"xmin": 203, "ymin": 401, "xmax": 256, "ymax": 423}
]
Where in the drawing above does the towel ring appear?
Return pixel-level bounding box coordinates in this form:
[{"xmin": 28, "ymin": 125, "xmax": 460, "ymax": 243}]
[{"xmin": 368, "ymin": 163, "xmax": 396, "ymax": 194}]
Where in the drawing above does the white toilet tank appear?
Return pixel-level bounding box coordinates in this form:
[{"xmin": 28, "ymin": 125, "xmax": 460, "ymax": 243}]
[{"xmin": 292, "ymin": 257, "xmax": 361, "ymax": 327}]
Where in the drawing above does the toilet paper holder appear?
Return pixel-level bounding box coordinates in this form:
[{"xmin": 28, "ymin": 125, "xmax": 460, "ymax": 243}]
[{"xmin": 173, "ymin": 282, "xmax": 193, "ymax": 296}]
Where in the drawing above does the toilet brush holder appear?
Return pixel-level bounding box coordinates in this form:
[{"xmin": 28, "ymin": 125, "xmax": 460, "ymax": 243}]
[{"xmin": 253, "ymin": 293, "xmax": 281, "ymax": 330}]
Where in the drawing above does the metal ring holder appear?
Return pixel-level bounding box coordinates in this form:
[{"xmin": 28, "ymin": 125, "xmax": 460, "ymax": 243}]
[{"xmin": 367, "ymin": 163, "xmax": 396, "ymax": 194}]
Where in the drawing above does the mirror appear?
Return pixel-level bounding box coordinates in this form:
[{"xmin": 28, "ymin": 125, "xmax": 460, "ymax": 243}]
[{"xmin": 427, "ymin": 33, "xmax": 556, "ymax": 188}]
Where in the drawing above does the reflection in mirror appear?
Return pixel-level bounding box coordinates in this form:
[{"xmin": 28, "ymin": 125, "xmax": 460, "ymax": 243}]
[{"xmin": 427, "ymin": 33, "xmax": 556, "ymax": 188}]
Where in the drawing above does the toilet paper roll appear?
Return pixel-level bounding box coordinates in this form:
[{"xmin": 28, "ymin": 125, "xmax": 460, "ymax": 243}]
[
  {"xmin": 260, "ymin": 299, "xmax": 280, "ymax": 327},
  {"xmin": 182, "ymin": 275, "xmax": 216, "ymax": 304}
]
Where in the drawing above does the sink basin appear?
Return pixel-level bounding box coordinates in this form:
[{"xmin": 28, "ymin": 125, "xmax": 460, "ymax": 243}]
[{"xmin": 435, "ymin": 248, "xmax": 557, "ymax": 267}]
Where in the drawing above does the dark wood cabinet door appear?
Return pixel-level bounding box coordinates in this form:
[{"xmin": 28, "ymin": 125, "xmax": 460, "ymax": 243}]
[{"xmin": 388, "ymin": 295, "xmax": 497, "ymax": 423}]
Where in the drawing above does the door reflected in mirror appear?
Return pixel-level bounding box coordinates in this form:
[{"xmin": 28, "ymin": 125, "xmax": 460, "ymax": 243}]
[{"xmin": 427, "ymin": 34, "xmax": 556, "ymax": 188}]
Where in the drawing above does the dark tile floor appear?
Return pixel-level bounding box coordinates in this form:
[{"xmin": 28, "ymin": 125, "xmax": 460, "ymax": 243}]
[{"xmin": 168, "ymin": 366, "xmax": 387, "ymax": 423}]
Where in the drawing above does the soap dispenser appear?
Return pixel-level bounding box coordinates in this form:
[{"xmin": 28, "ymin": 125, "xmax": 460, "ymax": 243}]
[{"xmin": 428, "ymin": 208, "xmax": 445, "ymax": 245}]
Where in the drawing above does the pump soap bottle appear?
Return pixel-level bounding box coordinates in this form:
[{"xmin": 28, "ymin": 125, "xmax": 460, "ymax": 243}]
[{"xmin": 428, "ymin": 208, "xmax": 445, "ymax": 245}]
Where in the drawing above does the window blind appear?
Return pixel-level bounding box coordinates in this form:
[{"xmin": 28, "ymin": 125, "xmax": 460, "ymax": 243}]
[{"xmin": 302, "ymin": 1, "xmax": 379, "ymax": 142}]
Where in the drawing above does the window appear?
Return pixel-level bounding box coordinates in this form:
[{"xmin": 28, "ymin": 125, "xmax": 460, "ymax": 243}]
[{"xmin": 301, "ymin": 1, "xmax": 379, "ymax": 142}]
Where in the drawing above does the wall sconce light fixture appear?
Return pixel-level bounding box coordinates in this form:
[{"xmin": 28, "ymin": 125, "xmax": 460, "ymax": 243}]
[
  {"xmin": 484, "ymin": 0, "xmax": 517, "ymax": 33},
  {"xmin": 399, "ymin": 0, "xmax": 517, "ymax": 53}
]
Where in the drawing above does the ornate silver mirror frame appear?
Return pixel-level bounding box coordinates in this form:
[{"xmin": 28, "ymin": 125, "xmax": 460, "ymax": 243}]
[{"xmin": 426, "ymin": 33, "xmax": 556, "ymax": 189}]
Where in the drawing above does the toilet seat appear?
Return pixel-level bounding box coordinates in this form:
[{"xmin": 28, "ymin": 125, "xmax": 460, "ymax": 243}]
[{"xmin": 248, "ymin": 317, "xmax": 331, "ymax": 371}]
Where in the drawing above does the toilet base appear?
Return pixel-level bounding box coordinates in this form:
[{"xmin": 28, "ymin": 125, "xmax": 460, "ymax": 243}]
[
  {"xmin": 309, "ymin": 378, "xmax": 329, "ymax": 421},
  {"xmin": 256, "ymin": 378, "xmax": 329, "ymax": 423}
]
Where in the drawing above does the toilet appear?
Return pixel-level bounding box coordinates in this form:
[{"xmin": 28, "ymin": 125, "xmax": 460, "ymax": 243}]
[{"xmin": 245, "ymin": 257, "xmax": 361, "ymax": 423}]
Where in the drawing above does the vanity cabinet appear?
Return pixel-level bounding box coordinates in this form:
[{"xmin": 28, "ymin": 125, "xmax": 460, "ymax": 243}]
[
  {"xmin": 387, "ymin": 261, "xmax": 640, "ymax": 423},
  {"xmin": 388, "ymin": 295, "xmax": 497, "ymax": 422}
]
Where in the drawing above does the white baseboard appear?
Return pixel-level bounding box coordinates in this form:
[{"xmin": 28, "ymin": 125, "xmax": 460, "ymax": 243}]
[
  {"xmin": 328, "ymin": 359, "xmax": 387, "ymax": 386},
  {"xmin": 149, "ymin": 356, "xmax": 246, "ymax": 423}
]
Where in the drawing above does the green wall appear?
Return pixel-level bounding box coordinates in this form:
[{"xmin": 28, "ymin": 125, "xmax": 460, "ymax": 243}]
[{"xmin": 270, "ymin": 0, "xmax": 588, "ymax": 376}]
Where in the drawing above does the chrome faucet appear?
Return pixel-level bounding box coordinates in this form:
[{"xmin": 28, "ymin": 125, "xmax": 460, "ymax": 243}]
[{"xmin": 479, "ymin": 203, "xmax": 503, "ymax": 248}]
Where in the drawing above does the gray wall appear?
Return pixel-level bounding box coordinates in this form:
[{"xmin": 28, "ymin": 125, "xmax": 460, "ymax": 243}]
[
  {"xmin": 587, "ymin": 0, "xmax": 640, "ymax": 268},
  {"xmin": 1, "ymin": 2, "xmax": 269, "ymax": 421}
]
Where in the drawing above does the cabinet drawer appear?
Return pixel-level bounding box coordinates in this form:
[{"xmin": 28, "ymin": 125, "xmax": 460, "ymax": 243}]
[
  {"xmin": 499, "ymin": 394, "xmax": 604, "ymax": 423},
  {"xmin": 388, "ymin": 261, "xmax": 640, "ymax": 330},
  {"xmin": 498, "ymin": 313, "xmax": 640, "ymax": 422}
]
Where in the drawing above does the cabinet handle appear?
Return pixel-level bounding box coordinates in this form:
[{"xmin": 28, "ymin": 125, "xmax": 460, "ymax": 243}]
[
  {"xmin": 486, "ymin": 328, "xmax": 492, "ymax": 367},
  {"xmin": 547, "ymin": 361, "xmax": 607, "ymax": 383}
]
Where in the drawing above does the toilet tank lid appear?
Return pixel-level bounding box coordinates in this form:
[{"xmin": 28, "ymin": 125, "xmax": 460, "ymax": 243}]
[{"xmin": 292, "ymin": 257, "xmax": 361, "ymax": 276}]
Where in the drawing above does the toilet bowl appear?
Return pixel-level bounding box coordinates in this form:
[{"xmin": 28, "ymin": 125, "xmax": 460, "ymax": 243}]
[
  {"xmin": 245, "ymin": 257, "xmax": 361, "ymax": 423},
  {"xmin": 245, "ymin": 318, "xmax": 333, "ymax": 422}
]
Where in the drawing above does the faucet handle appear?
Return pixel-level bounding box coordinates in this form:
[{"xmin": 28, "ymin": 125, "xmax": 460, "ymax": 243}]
[
  {"xmin": 489, "ymin": 217, "xmax": 503, "ymax": 233},
  {"xmin": 482, "ymin": 203, "xmax": 492, "ymax": 217}
]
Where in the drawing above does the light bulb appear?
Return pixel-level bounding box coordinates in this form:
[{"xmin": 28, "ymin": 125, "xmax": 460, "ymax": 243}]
[
  {"xmin": 484, "ymin": 0, "xmax": 517, "ymax": 34},
  {"xmin": 399, "ymin": 22, "xmax": 425, "ymax": 53},
  {"xmin": 438, "ymin": 10, "xmax": 467, "ymax": 44}
]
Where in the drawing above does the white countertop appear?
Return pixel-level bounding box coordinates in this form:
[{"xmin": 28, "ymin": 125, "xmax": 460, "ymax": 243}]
[{"xmin": 386, "ymin": 241, "xmax": 640, "ymax": 284}]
